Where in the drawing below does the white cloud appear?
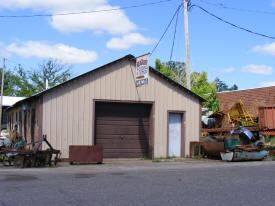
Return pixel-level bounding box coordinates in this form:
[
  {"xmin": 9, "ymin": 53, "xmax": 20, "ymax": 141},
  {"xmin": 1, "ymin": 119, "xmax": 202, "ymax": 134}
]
[
  {"xmin": 0, "ymin": 0, "xmax": 137, "ymax": 34},
  {"xmin": 272, "ymin": 0, "xmax": 275, "ymax": 7},
  {"xmin": 0, "ymin": 0, "xmax": 104, "ymax": 11},
  {"xmin": 222, "ymin": 67, "xmax": 234, "ymax": 73},
  {"xmin": 6, "ymin": 41, "xmax": 97, "ymax": 64},
  {"xmin": 241, "ymin": 64, "xmax": 273, "ymax": 75},
  {"xmin": 259, "ymin": 81, "xmax": 275, "ymax": 88},
  {"xmin": 106, "ymin": 33, "xmax": 155, "ymax": 50},
  {"xmin": 0, "ymin": 42, "xmax": 12, "ymax": 57},
  {"xmin": 252, "ymin": 42, "xmax": 275, "ymax": 56}
]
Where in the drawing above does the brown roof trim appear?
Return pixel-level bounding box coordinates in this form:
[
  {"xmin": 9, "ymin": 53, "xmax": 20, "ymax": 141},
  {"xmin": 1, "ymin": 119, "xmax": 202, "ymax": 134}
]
[
  {"xmin": 217, "ymin": 85, "xmax": 275, "ymax": 94},
  {"xmin": 9, "ymin": 54, "xmax": 205, "ymax": 109}
]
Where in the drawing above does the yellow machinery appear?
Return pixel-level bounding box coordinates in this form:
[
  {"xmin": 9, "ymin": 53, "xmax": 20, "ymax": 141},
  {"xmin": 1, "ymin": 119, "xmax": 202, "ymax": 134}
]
[
  {"xmin": 226, "ymin": 100, "xmax": 258, "ymax": 127},
  {"xmin": 207, "ymin": 100, "xmax": 258, "ymax": 128}
]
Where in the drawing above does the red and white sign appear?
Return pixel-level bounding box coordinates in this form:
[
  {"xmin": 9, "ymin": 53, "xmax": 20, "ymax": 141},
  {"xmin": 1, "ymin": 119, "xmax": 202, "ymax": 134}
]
[{"xmin": 136, "ymin": 54, "xmax": 149, "ymax": 87}]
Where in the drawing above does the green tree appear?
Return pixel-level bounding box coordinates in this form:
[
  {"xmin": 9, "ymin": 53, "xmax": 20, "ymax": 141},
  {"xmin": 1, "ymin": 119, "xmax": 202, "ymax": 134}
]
[
  {"xmin": 214, "ymin": 77, "xmax": 238, "ymax": 92},
  {"xmin": 13, "ymin": 64, "xmax": 37, "ymax": 97},
  {"xmin": 2, "ymin": 59, "xmax": 72, "ymax": 97},
  {"xmin": 29, "ymin": 59, "xmax": 72, "ymax": 93},
  {"xmin": 0, "ymin": 69, "xmax": 18, "ymax": 96},
  {"xmin": 191, "ymin": 72, "xmax": 219, "ymax": 111},
  {"xmin": 155, "ymin": 59, "xmax": 219, "ymax": 111},
  {"xmin": 155, "ymin": 59, "xmax": 186, "ymax": 85}
]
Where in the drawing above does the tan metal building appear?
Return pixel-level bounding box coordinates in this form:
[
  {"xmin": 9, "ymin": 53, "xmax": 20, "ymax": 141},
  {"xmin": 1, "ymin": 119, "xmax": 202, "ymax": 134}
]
[{"xmin": 7, "ymin": 55, "xmax": 204, "ymax": 159}]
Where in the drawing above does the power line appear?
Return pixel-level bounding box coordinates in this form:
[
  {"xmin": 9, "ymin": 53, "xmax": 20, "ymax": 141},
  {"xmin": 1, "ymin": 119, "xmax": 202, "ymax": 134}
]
[
  {"xmin": 191, "ymin": 4, "xmax": 275, "ymax": 40},
  {"xmin": 150, "ymin": 4, "xmax": 182, "ymax": 56},
  {"xmin": 198, "ymin": 0, "xmax": 275, "ymax": 15},
  {"xmin": 0, "ymin": 0, "xmax": 174, "ymax": 18},
  {"xmin": 170, "ymin": 8, "xmax": 179, "ymax": 62}
]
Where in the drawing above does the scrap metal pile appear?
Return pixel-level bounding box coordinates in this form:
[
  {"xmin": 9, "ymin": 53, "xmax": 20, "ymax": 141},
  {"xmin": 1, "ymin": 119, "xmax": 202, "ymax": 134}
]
[
  {"xmin": 220, "ymin": 127, "xmax": 268, "ymax": 161},
  {"xmin": 0, "ymin": 130, "xmax": 61, "ymax": 168},
  {"xmin": 203, "ymin": 100, "xmax": 258, "ymax": 129},
  {"xmin": 197, "ymin": 100, "xmax": 275, "ymax": 161},
  {"xmin": 191, "ymin": 127, "xmax": 268, "ymax": 161}
]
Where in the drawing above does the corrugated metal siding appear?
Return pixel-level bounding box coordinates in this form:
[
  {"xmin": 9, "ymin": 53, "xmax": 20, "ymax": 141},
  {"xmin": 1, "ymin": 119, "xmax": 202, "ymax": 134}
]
[
  {"xmin": 8, "ymin": 97, "xmax": 43, "ymax": 146},
  {"xmin": 42, "ymin": 59, "xmax": 201, "ymax": 158}
]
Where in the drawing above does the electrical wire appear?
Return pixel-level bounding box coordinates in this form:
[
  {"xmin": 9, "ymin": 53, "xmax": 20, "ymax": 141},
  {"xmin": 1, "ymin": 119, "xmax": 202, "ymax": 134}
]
[
  {"xmin": 150, "ymin": 4, "xmax": 182, "ymax": 56},
  {"xmin": 0, "ymin": 0, "xmax": 174, "ymax": 18},
  {"xmin": 198, "ymin": 0, "xmax": 275, "ymax": 15},
  {"xmin": 169, "ymin": 8, "xmax": 180, "ymax": 62},
  {"xmin": 191, "ymin": 4, "xmax": 275, "ymax": 40}
]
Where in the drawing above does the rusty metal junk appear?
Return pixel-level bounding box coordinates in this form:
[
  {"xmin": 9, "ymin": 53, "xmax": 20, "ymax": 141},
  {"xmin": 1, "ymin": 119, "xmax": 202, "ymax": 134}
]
[
  {"xmin": 192, "ymin": 126, "xmax": 268, "ymax": 161},
  {"xmin": 204, "ymin": 100, "xmax": 258, "ymax": 129},
  {"xmin": 69, "ymin": 145, "xmax": 103, "ymax": 164},
  {"xmin": 200, "ymin": 100, "xmax": 275, "ymax": 161},
  {"xmin": 0, "ymin": 134, "xmax": 61, "ymax": 168},
  {"xmin": 259, "ymin": 106, "xmax": 275, "ymax": 131},
  {"xmin": 220, "ymin": 127, "xmax": 268, "ymax": 161},
  {"xmin": 201, "ymin": 141, "xmax": 224, "ymax": 158}
]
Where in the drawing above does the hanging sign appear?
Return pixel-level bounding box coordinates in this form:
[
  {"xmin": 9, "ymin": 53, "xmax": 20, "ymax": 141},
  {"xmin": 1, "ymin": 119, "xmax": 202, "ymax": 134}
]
[{"xmin": 136, "ymin": 54, "xmax": 149, "ymax": 87}]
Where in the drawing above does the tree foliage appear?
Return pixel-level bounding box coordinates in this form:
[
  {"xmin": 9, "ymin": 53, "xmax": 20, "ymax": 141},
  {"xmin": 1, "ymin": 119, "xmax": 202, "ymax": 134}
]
[
  {"xmin": 155, "ymin": 59, "xmax": 186, "ymax": 85},
  {"xmin": 191, "ymin": 72, "xmax": 219, "ymax": 111},
  {"xmin": 0, "ymin": 59, "xmax": 72, "ymax": 97},
  {"xmin": 155, "ymin": 59, "xmax": 237, "ymax": 111},
  {"xmin": 0, "ymin": 70, "xmax": 18, "ymax": 96},
  {"xmin": 214, "ymin": 77, "xmax": 238, "ymax": 92},
  {"xmin": 30, "ymin": 60, "xmax": 72, "ymax": 93}
]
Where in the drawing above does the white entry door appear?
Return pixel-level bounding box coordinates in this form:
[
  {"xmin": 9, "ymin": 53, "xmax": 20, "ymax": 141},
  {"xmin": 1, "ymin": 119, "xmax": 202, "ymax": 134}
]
[{"xmin": 168, "ymin": 113, "xmax": 182, "ymax": 157}]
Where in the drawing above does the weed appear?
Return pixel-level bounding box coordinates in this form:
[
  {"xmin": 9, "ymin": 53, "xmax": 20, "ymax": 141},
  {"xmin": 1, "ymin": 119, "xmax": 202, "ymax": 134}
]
[
  {"xmin": 165, "ymin": 156, "xmax": 176, "ymax": 160},
  {"xmin": 265, "ymin": 135, "xmax": 270, "ymax": 143},
  {"xmin": 140, "ymin": 156, "xmax": 150, "ymax": 160},
  {"xmin": 193, "ymin": 155, "xmax": 201, "ymax": 160},
  {"xmin": 152, "ymin": 158, "xmax": 161, "ymax": 163},
  {"xmin": 152, "ymin": 156, "xmax": 176, "ymax": 163},
  {"xmin": 270, "ymin": 136, "xmax": 275, "ymax": 145}
]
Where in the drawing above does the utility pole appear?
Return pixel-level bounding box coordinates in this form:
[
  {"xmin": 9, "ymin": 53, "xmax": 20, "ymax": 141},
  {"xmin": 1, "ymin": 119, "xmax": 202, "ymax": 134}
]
[
  {"xmin": 183, "ymin": 0, "xmax": 191, "ymax": 89},
  {"xmin": 0, "ymin": 58, "xmax": 5, "ymax": 131}
]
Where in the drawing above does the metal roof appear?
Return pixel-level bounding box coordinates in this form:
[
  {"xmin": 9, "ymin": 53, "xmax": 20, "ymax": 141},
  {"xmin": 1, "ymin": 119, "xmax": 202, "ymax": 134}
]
[
  {"xmin": 10, "ymin": 54, "xmax": 205, "ymax": 108},
  {"xmin": 2, "ymin": 96, "xmax": 25, "ymax": 107}
]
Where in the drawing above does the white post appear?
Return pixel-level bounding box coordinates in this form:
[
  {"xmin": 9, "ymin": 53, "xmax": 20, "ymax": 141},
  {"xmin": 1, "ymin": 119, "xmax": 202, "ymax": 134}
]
[
  {"xmin": 45, "ymin": 78, "xmax": 49, "ymax": 90},
  {"xmin": 184, "ymin": 0, "xmax": 191, "ymax": 90}
]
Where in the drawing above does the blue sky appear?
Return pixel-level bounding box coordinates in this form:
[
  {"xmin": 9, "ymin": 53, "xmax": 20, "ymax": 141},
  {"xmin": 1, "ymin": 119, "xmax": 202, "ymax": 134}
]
[{"xmin": 0, "ymin": 0, "xmax": 275, "ymax": 90}]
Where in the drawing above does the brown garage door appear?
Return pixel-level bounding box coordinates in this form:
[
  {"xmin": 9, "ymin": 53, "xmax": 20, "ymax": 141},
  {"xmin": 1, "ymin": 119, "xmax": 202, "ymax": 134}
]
[{"xmin": 95, "ymin": 102, "xmax": 151, "ymax": 158}]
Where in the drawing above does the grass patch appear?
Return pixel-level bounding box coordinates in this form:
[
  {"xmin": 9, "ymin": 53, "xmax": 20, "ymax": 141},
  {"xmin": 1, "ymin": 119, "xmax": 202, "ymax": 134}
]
[
  {"xmin": 152, "ymin": 156, "xmax": 176, "ymax": 163},
  {"xmin": 193, "ymin": 155, "xmax": 201, "ymax": 160},
  {"xmin": 152, "ymin": 158, "xmax": 162, "ymax": 163},
  {"xmin": 270, "ymin": 136, "xmax": 275, "ymax": 145},
  {"xmin": 48, "ymin": 165, "xmax": 57, "ymax": 168},
  {"xmin": 265, "ymin": 135, "xmax": 275, "ymax": 145}
]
